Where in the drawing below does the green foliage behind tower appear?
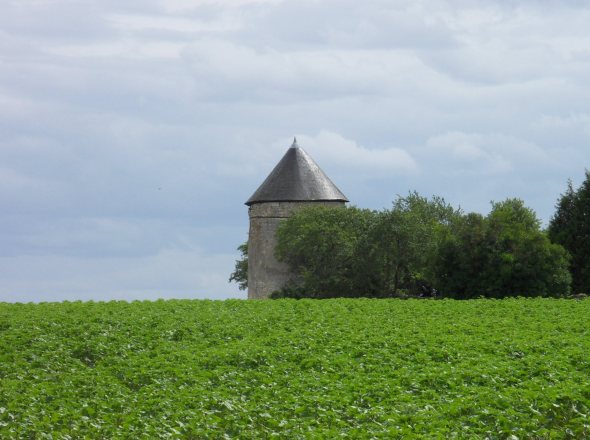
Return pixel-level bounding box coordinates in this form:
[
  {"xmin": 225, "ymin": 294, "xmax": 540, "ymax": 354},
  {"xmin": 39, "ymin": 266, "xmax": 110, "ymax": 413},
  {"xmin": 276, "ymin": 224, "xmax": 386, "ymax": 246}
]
[{"xmin": 270, "ymin": 194, "xmax": 571, "ymax": 299}]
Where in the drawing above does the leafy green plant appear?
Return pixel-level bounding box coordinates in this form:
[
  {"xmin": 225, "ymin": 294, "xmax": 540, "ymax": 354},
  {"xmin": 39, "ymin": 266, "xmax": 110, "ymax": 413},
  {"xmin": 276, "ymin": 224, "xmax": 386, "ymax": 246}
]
[{"xmin": 1, "ymin": 298, "xmax": 589, "ymax": 438}]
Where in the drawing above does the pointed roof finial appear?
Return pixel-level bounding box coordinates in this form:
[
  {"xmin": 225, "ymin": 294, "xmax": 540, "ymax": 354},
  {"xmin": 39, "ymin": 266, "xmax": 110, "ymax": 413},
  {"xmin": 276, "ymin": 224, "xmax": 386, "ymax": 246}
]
[{"xmin": 292, "ymin": 137, "xmax": 298, "ymax": 147}]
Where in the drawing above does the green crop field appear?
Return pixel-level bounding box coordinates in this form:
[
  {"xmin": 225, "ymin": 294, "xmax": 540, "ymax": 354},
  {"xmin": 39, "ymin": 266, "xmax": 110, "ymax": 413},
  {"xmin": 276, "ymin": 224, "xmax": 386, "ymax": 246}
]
[{"xmin": 1, "ymin": 299, "xmax": 589, "ymax": 439}]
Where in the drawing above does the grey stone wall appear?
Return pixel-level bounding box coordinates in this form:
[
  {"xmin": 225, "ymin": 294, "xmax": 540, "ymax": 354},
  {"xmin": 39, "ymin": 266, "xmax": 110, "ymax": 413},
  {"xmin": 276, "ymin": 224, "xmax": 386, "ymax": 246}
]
[{"xmin": 247, "ymin": 201, "xmax": 345, "ymax": 299}]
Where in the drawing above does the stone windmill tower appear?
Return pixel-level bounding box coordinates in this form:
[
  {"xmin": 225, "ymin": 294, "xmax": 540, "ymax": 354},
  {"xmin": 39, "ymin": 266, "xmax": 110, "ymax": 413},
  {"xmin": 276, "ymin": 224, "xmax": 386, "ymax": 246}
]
[{"xmin": 245, "ymin": 138, "xmax": 348, "ymax": 299}]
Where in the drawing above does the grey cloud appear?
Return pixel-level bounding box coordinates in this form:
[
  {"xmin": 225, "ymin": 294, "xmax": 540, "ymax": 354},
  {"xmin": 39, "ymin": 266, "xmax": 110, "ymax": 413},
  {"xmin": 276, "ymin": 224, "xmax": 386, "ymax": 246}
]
[
  {"xmin": 424, "ymin": 131, "xmax": 551, "ymax": 175},
  {"xmin": 236, "ymin": 0, "xmax": 459, "ymax": 50},
  {"xmin": 0, "ymin": 2, "xmax": 108, "ymax": 40}
]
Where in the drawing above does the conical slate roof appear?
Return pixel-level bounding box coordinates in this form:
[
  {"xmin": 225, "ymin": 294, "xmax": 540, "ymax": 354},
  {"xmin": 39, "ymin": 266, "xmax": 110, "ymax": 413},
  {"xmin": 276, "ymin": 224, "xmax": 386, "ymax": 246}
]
[{"xmin": 246, "ymin": 139, "xmax": 348, "ymax": 206}]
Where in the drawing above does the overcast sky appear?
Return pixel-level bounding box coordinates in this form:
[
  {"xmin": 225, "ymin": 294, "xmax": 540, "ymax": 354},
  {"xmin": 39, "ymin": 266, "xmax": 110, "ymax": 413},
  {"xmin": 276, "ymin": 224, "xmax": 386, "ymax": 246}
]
[{"xmin": 2, "ymin": 0, "xmax": 590, "ymax": 302}]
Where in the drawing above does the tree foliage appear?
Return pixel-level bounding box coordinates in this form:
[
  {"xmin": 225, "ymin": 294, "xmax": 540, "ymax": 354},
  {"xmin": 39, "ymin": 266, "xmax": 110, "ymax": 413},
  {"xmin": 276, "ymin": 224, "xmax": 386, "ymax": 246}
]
[
  {"xmin": 229, "ymin": 242, "xmax": 248, "ymax": 291},
  {"xmin": 436, "ymin": 199, "xmax": 571, "ymax": 298},
  {"xmin": 548, "ymin": 171, "xmax": 590, "ymax": 293},
  {"xmin": 274, "ymin": 205, "xmax": 376, "ymax": 298},
  {"xmin": 274, "ymin": 193, "xmax": 460, "ymax": 298},
  {"xmin": 356, "ymin": 193, "xmax": 460, "ymax": 296},
  {"xmin": 232, "ymin": 190, "xmax": 575, "ymax": 299},
  {"xmin": 272, "ymin": 195, "xmax": 571, "ymax": 299}
]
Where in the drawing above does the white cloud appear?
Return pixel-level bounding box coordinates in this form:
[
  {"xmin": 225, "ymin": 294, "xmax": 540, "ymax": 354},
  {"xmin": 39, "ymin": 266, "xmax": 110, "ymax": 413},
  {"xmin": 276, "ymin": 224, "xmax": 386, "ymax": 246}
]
[
  {"xmin": 181, "ymin": 39, "xmax": 452, "ymax": 102},
  {"xmin": 155, "ymin": 0, "xmax": 282, "ymax": 14},
  {"xmin": 296, "ymin": 131, "xmax": 417, "ymax": 174},
  {"xmin": 107, "ymin": 13, "xmax": 241, "ymax": 34},
  {"xmin": 47, "ymin": 41, "xmax": 186, "ymax": 59}
]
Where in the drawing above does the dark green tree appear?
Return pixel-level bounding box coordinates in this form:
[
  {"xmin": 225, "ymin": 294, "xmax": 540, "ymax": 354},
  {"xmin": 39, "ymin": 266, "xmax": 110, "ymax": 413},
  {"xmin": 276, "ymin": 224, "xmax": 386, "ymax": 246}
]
[
  {"xmin": 229, "ymin": 242, "xmax": 248, "ymax": 291},
  {"xmin": 434, "ymin": 212, "xmax": 489, "ymax": 299},
  {"xmin": 359, "ymin": 192, "xmax": 460, "ymax": 296},
  {"xmin": 549, "ymin": 172, "xmax": 590, "ymax": 293},
  {"xmin": 485, "ymin": 199, "xmax": 570, "ymax": 297},
  {"xmin": 437, "ymin": 199, "xmax": 571, "ymax": 298},
  {"xmin": 275, "ymin": 205, "xmax": 376, "ymax": 298},
  {"xmin": 275, "ymin": 193, "xmax": 459, "ymax": 298}
]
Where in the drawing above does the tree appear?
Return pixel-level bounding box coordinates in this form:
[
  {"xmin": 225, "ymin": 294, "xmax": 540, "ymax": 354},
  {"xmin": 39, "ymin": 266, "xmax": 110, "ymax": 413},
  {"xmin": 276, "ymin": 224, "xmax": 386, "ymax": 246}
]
[
  {"xmin": 436, "ymin": 199, "xmax": 571, "ymax": 298},
  {"xmin": 274, "ymin": 193, "xmax": 460, "ymax": 298},
  {"xmin": 229, "ymin": 242, "xmax": 248, "ymax": 291},
  {"xmin": 275, "ymin": 205, "xmax": 376, "ymax": 298},
  {"xmin": 485, "ymin": 199, "xmax": 570, "ymax": 297},
  {"xmin": 549, "ymin": 171, "xmax": 590, "ymax": 293},
  {"xmin": 434, "ymin": 212, "xmax": 489, "ymax": 299},
  {"xmin": 358, "ymin": 192, "xmax": 460, "ymax": 296}
]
